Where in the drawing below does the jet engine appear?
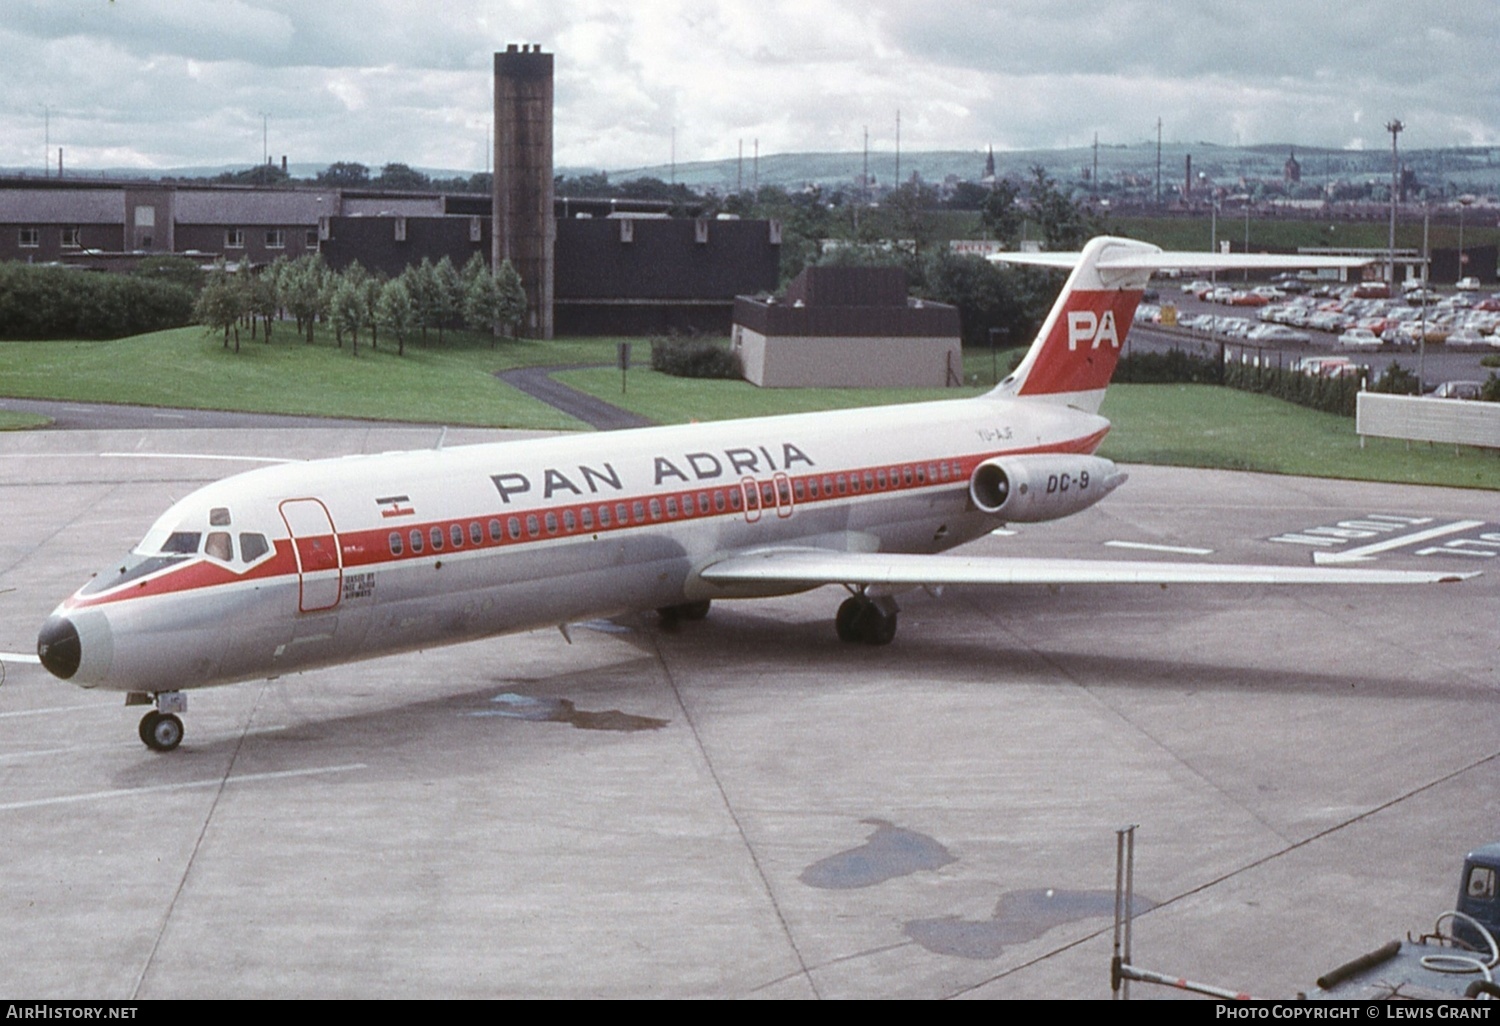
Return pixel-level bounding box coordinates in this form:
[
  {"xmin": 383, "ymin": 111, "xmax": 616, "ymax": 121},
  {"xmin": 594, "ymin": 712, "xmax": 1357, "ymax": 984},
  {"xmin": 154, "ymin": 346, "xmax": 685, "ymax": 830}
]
[{"xmin": 967, "ymin": 454, "xmax": 1125, "ymax": 523}]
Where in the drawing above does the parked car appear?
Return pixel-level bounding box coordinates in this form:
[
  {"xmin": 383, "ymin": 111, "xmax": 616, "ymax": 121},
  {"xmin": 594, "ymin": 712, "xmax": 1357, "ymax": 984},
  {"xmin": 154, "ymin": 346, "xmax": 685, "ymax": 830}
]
[
  {"xmin": 1431, "ymin": 380, "xmax": 1483, "ymax": 399},
  {"xmin": 1456, "ymin": 277, "xmax": 1482, "ymax": 292},
  {"xmin": 1336, "ymin": 328, "xmax": 1383, "ymax": 349},
  {"xmin": 1293, "ymin": 356, "xmax": 1364, "ymax": 378},
  {"xmin": 1444, "ymin": 328, "xmax": 1493, "ymax": 348},
  {"xmin": 1249, "ymin": 325, "xmax": 1311, "ymax": 344}
]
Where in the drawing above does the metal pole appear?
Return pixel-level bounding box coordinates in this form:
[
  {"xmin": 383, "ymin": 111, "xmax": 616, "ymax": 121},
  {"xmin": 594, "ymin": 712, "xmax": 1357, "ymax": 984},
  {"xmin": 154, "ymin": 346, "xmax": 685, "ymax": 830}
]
[{"xmin": 1386, "ymin": 119, "xmax": 1403, "ymax": 288}]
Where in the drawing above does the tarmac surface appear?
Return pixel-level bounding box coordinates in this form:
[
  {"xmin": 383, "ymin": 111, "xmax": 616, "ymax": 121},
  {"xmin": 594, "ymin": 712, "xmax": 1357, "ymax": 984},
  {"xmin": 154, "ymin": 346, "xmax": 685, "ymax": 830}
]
[{"xmin": 0, "ymin": 425, "xmax": 1497, "ymax": 999}]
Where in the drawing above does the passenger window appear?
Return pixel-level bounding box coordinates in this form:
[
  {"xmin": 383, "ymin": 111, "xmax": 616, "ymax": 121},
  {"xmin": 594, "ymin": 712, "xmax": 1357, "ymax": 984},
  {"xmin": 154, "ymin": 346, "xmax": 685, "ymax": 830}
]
[
  {"xmin": 598, "ymin": 505, "xmax": 612, "ymax": 528},
  {"xmin": 864, "ymin": 472, "xmax": 875, "ymax": 490},
  {"xmin": 161, "ymin": 532, "xmax": 201, "ymax": 554},
  {"xmin": 450, "ymin": 523, "xmax": 464, "ymax": 548},
  {"xmin": 388, "ymin": 532, "xmax": 403, "ymax": 556},
  {"xmin": 430, "ymin": 527, "xmax": 444, "ymax": 551},
  {"xmin": 489, "ymin": 519, "xmax": 502, "ymax": 543},
  {"xmin": 665, "ymin": 497, "xmax": 678, "ymax": 518},
  {"xmin": 563, "ymin": 510, "xmax": 576, "ymax": 532},
  {"xmin": 714, "ymin": 491, "xmax": 726, "ymax": 512},
  {"xmin": 616, "ymin": 503, "xmax": 629, "ymax": 525},
  {"xmin": 209, "ymin": 507, "xmax": 231, "ymax": 527},
  {"xmin": 410, "ymin": 530, "xmax": 424, "ymax": 554},
  {"xmin": 470, "ymin": 522, "xmax": 483, "ymax": 546},
  {"xmin": 633, "ymin": 501, "xmax": 645, "ymax": 522},
  {"xmin": 580, "ymin": 508, "xmax": 593, "ymax": 531},
  {"xmin": 526, "ymin": 515, "xmax": 539, "ymax": 538},
  {"xmin": 240, "ymin": 533, "xmax": 270, "ymax": 562},
  {"xmin": 544, "ymin": 512, "xmax": 558, "ymax": 534},
  {"xmin": 698, "ymin": 492, "xmax": 710, "ymax": 512},
  {"xmin": 205, "ymin": 532, "xmax": 233, "ymax": 561},
  {"xmin": 877, "ymin": 469, "xmax": 888, "ymax": 489},
  {"xmin": 508, "ymin": 517, "xmax": 521, "ymax": 540},
  {"xmin": 648, "ymin": 499, "xmax": 662, "ymax": 521}
]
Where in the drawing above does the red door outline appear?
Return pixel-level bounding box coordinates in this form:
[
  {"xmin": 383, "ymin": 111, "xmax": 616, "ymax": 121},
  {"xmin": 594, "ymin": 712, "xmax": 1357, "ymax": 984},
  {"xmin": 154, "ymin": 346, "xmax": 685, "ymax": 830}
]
[{"xmin": 279, "ymin": 498, "xmax": 342, "ymax": 613}]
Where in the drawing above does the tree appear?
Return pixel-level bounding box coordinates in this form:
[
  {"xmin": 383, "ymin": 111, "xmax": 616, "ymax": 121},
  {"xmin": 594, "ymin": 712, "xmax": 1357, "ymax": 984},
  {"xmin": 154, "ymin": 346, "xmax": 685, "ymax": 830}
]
[
  {"xmin": 432, "ymin": 255, "xmax": 465, "ymax": 344},
  {"xmin": 195, "ymin": 262, "xmax": 247, "ymax": 351},
  {"xmin": 283, "ymin": 254, "xmax": 329, "ymax": 344},
  {"xmin": 375, "ymin": 163, "xmax": 431, "ymax": 191},
  {"xmin": 403, "ymin": 258, "xmax": 440, "ymax": 344},
  {"xmin": 494, "ymin": 259, "xmax": 527, "ymax": 338},
  {"xmin": 330, "ymin": 277, "xmax": 367, "ymax": 355},
  {"xmin": 316, "ymin": 162, "xmax": 370, "ymax": 187},
  {"xmin": 980, "ymin": 179, "xmax": 1023, "ymax": 247},
  {"xmin": 1025, "ymin": 165, "xmax": 1103, "ymax": 251},
  {"xmin": 463, "ymin": 264, "xmax": 505, "ymax": 343},
  {"xmin": 375, "ymin": 278, "xmax": 418, "ymax": 356}
]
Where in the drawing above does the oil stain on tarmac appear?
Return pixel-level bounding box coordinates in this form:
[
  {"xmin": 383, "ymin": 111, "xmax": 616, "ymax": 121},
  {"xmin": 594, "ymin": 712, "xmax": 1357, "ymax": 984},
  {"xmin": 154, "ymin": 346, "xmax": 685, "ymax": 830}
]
[
  {"xmin": 471, "ymin": 692, "xmax": 669, "ymax": 732},
  {"xmin": 905, "ymin": 888, "xmax": 1157, "ymax": 960},
  {"xmin": 800, "ymin": 819, "xmax": 957, "ymax": 889}
]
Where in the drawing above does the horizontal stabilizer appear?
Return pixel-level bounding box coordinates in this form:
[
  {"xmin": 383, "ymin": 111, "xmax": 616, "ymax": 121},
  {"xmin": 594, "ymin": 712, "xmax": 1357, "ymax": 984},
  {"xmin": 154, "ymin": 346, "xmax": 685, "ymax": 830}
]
[
  {"xmin": 699, "ymin": 548, "xmax": 1476, "ymax": 589},
  {"xmin": 990, "ymin": 250, "xmax": 1373, "ymax": 275}
]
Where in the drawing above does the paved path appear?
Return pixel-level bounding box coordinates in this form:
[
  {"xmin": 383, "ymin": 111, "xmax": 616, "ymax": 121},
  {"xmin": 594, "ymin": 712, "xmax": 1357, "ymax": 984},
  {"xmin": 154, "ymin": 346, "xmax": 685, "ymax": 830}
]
[
  {"xmin": 496, "ymin": 364, "xmax": 655, "ymax": 431},
  {"xmin": 0, "ymin": 397, "xmax": 403, "ymax": 431}
]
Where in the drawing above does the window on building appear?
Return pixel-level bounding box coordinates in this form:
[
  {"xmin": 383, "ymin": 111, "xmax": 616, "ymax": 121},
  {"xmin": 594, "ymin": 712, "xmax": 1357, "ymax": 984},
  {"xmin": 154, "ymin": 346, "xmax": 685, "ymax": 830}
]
[
  {"xmin": 60, "ymin": 227, "xmax": 80, "ymax": 248},
  {"xmin": 225, "ymin": 229, "xmax": 245, "ymax": 249},
  {"xmin": 265, "ymin": 229, "xmax": 286, "ymax": 249},
  {"xmin": 18, "ymin": 228, "xmax": 39, "ymax": 248}
]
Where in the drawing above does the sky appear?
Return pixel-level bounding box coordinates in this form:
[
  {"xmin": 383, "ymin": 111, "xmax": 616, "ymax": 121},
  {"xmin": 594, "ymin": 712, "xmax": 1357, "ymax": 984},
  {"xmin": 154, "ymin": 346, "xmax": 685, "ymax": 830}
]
[{"xmin": 3, "ymin": 0, "xmax": 1498, "ymax": 175}]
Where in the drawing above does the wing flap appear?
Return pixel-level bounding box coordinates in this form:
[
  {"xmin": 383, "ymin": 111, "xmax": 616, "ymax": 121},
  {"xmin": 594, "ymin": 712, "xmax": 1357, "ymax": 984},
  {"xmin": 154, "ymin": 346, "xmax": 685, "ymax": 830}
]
[{"xmin": 698, "ymin": 548, "xmax": 1474, "ymax": 588}]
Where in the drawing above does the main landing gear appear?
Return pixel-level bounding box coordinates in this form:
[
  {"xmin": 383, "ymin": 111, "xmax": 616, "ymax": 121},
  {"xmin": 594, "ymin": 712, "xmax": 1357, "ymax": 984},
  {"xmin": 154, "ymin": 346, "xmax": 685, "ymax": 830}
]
[
  {"xmin": 129, "ymin": 691, "xmax": 187, "ymax": 752},
  {"xmin": 835, "ymin": 593, "xmax": 898, "ymax": 646}
]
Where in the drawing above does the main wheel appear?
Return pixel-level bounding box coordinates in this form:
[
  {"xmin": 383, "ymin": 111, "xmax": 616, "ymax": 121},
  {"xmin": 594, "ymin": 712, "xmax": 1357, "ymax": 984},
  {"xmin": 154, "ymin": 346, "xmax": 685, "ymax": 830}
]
[
  {"xmin": 863, "ymin": 608, "xmax": 897, "ymax": 646},
  {"xmin": 835, "ymin": 597, "xmax": 866, "ymax": 643},
  {"xmin": 139, "ymin": 711, "xmax": 184, "ymax": 752}
]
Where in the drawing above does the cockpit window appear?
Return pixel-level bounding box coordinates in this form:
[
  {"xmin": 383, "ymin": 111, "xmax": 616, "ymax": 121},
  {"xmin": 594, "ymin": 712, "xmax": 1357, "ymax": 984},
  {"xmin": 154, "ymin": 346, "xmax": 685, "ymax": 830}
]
[
  {"xmin": 209, "ymin": 507, "xmax": 232, "ymax": 527},
  {"xmin": 161, "ymin": 532, "xmax": 201, "ymax": 554},
  {"xmin": 239, "ymin": 533, "xmax": 269, "ymax": 563},
  {"xmin": 80, "ymin": 555, "xmax": 189, "ymax": 595},
  {"xmin": 205, "ymin": 532, "xmax": 233, "ymax": 562}
]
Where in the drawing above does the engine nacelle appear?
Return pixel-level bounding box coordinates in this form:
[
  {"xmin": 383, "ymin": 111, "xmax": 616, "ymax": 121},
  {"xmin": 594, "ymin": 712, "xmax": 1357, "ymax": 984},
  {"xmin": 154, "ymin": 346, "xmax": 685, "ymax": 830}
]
[{"xmin": 968, "ymin": 454, "xmax": 1125, "ymax": 523}]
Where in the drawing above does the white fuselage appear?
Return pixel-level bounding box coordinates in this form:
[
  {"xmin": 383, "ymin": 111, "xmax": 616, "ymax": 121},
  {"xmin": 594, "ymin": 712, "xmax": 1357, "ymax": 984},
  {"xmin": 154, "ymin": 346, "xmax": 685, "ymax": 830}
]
[{"xmin": 45, "ymin": 393, "xmax": 1109, "ymax": 694}]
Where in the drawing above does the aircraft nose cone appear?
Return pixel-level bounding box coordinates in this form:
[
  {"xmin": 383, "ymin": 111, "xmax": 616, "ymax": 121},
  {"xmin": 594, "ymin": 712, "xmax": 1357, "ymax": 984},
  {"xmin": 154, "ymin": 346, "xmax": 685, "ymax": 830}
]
[{"xmin": 37, "ymin": 616, "xmax": 81, "ymax": 680}]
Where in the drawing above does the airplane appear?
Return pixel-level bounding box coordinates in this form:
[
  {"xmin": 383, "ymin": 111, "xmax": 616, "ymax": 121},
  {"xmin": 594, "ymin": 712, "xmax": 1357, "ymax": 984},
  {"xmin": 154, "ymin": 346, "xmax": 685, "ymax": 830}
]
[{"xmin": 33, "ymin": 236, "xmax": 1474, "ymax": 751}]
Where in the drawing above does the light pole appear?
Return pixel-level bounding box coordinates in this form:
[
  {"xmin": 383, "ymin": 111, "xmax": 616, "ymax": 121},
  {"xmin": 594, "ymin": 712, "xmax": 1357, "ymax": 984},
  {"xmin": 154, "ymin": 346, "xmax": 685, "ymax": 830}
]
[
  {"xmin": 1458, "ymin": 193, "xmax": 1474, "ymax": 281},
  {"xmin": 1386, "ymin": 119, "xmax": 1403, "ymax": 288}
]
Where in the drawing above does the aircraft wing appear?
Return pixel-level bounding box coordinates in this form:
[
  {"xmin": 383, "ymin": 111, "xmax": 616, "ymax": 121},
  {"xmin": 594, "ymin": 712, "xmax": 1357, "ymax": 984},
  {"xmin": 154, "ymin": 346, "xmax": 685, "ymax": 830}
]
[{"xmin": 697, "ymin": 548, "xmax": 1475, "ymax": 588}]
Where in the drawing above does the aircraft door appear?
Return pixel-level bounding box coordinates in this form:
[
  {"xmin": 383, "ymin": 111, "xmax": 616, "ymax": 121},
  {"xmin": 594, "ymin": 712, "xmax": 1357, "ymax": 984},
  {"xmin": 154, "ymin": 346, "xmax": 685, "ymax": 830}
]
[
  {"xmin": 279, "ymin": 498, "xmax": 343, "ymax": 613},
  {"xmin": 773, "ymin": 472, "xmax": 794, "ymax": 518},
  {"xmin": 740, "ymin": 477, "xmax": 762, "ymax": 523}
]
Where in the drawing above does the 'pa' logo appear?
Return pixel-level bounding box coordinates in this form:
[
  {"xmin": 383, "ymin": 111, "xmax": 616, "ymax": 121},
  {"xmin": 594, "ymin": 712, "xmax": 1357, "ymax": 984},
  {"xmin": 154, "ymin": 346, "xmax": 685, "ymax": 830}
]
[{"xmin": 1066, "ymin": 310, "xmax": 1120, "ymax": 351}]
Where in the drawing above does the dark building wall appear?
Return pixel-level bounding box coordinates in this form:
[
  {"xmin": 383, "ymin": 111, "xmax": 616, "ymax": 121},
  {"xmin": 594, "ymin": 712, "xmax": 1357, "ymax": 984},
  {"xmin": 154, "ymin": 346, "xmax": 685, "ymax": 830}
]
[
  {"xmin": 1, "ymin": 223, "xmax": 123, "ymax": 263},
  {"xmin": 321, "ymin": 216, "xmax": 490, "ymax": 277},
  {"xmin": 174, "ymin": 224, "xmax": 320, "ymax": 265},
  {"xmin": 555, "ymin": 218, "xmax": 779, "ymax": 301},
  {"xmin": 732, "ymin": 297, "xmax": 960, "ymax": 338},
  {"xmin": 494, "ymin": 46, "xmax": 555, "ymax": 338},
  {"xmin": 1430, "ymin": 245, "xmax": 1498, "ymax": 285}
]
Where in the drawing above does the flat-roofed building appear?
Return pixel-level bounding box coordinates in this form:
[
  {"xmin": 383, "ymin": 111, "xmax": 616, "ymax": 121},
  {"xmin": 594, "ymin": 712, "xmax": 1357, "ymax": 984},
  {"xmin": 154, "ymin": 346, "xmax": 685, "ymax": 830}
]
[{"xmin": 732, "ymin": 265, "xmax": 962, "ymax": 388}]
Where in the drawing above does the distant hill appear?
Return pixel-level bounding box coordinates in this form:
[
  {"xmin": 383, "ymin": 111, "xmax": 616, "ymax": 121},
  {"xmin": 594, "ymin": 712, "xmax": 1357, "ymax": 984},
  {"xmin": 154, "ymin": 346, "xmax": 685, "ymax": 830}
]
[{"xmin": 4, "ymin": 142, "xmax": 1498, "ymax": 194}]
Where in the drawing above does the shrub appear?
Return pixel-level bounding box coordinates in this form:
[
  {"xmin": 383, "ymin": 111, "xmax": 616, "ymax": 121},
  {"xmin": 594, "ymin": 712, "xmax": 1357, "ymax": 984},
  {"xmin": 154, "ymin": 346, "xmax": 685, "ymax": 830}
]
[
  {"xmin": 0, "ymin": 263, "xmax": 193, "ymax": 339},
  {"xmin": 649, "ymin": 337, "xmax": 743, "ymax": 379}
]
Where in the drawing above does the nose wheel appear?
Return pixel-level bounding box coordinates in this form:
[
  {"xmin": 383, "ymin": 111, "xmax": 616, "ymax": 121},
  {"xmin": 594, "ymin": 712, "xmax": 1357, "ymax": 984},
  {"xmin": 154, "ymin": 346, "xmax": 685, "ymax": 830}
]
[
  {"xmin": 132, "ymin": 691, "xmax": 188, "ymax": 751},
  {"xmin": 139, "ymin": 711, "xmax": 184, "ymax": 751}
]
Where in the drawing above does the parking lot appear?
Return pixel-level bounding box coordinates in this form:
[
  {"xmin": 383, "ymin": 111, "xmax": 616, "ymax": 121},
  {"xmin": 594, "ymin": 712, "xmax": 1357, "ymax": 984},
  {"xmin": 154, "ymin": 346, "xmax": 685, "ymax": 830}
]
[{"xmin": 1136, "ymin": 281, "xmax": 1500, "ymax": 390}]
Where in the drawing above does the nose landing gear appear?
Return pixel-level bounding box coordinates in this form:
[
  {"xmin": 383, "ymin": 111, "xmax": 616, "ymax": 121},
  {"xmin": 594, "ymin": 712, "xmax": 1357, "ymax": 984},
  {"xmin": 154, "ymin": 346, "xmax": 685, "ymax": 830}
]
[{"xmin": 129, "ymin": 691, "xmax": 187, "ymax": 752}]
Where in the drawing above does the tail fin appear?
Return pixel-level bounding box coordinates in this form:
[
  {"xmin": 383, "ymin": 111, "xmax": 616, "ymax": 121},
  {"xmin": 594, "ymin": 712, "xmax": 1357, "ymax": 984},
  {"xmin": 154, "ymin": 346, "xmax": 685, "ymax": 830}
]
[{"xmin": 987, "ymin": 236, "xmax": 1158, "ymax": 414}]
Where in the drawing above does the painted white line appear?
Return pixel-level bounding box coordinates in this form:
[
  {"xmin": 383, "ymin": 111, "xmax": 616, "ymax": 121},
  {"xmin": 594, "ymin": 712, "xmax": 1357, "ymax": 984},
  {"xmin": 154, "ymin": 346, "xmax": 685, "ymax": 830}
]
[
  {"xmin": 99, "ymin": 452, "xmax": 298, "ymax": 464},
  {"xmin": 1105, "ymin": 541, "xmax": 1215, "ymax": 556},
  {"xmin": 151, "ymin": 412, "xmax": 187, "ymax": 419},
  {"xmin": 0, "ymin": 651, "xmax": 41, "ymax": 665},
  {"xmin": 989, "ymin": 528, "xmax": 1017, "ymax": 536},
  {"xmin": 0, "ymin": 762, "xmax": 367, "ymax": 812},
  {"xmin": 0, "ymin": 703, "xmax": 114, "ymax": 719},
  {"xmin": 1314, "ymin": 520, "xmax": 1487, "ymax": 564}
]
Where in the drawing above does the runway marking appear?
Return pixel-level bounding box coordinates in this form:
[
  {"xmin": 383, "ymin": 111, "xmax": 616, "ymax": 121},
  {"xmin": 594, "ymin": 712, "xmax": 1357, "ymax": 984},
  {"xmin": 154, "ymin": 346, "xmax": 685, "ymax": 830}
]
[
  {"xmin": 0, "ymin": 703, "xmax": 101, "ymax": 719},
  {"xmin": 1415, "ymin": 532, "xmax": 1500, "ymax": 560},
  {"xmin": 1313, "ymin": 520, "xmax": 1487, "ymax": 564},
  {"xmin": 1272, "ymin": 513, "xmax": 1432, "ymax": 549},
  {"xmin": 989, "ymin": 528, "xmax": 1017, "ymax": 536},
  {"xmin": 0, "ymin": 762, "xmax": 366, "ymax": 812},
  {"xmin": 1105, "ymin": 541, "xmax": 1214, "ymax": 556},
  {"xmin": 101, "ymin": 451, "xmax": 298, "ymax": 464}
]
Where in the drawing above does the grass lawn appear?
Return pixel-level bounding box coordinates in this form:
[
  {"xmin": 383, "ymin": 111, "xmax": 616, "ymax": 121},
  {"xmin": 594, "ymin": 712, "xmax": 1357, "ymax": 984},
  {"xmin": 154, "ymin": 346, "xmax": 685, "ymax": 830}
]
[
  {"xmin": 0, "ymin": 409, "xmax": 51, "ymax": 430},
  {"xmin": 1099, "ymin": 384, "xmax": 1500, "ymax": 490},
  {"xmin": 0, "ymin": 326, "xmax": 636, "ymax": 430},
  {"xmin": 0, "ymin": 325, "xmax": 1494, "ymax": 490}
]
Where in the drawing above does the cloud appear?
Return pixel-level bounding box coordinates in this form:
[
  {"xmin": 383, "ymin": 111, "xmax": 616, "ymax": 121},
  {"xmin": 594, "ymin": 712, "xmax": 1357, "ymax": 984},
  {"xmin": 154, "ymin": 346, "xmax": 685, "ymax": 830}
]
[{"xmin": 0, "ymin": 0, "xmax": 1495, "ymax": 173}]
